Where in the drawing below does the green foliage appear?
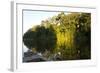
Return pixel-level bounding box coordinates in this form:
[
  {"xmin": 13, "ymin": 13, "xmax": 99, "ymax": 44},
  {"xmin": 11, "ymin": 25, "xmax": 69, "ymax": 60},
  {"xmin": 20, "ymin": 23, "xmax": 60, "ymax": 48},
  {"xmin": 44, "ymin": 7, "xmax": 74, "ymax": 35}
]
[
  {"xmin": 23, "ymin": 25, "xmax": 57, "ymax": 53},
  {"xmin": 23, "ymin": 29, "xmax": 36, "ymax": 49},
  {"xmin": 74, "ymin": 13, "xmax": 91, "ymax": 59},
  {"xmin": 23, "ymin": 12, "xmax": 91, "ymax": 60},
  {"xmin": 35, "ymin": 26, "xmax": 57, "ymax": 53}
]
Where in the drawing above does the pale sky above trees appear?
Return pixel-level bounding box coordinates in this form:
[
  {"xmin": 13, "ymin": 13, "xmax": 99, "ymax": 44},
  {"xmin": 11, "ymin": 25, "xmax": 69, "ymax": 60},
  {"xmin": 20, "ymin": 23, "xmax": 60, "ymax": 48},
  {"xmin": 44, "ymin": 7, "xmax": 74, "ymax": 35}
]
[{"xmin": 23, "ymin": 11, "xmax": 61, "ymax": 33}]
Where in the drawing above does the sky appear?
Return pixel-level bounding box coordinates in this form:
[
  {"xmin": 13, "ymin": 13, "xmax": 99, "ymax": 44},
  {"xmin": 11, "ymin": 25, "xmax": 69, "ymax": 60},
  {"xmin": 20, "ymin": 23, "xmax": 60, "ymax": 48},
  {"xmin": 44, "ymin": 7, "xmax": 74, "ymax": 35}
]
[
  {"xmin": 23, "ymin": 10, "xmax": 62, "ymax": 34},
  {"xmin": 23, "ymin": 10, "xmax": 69, "ymax": 52}
]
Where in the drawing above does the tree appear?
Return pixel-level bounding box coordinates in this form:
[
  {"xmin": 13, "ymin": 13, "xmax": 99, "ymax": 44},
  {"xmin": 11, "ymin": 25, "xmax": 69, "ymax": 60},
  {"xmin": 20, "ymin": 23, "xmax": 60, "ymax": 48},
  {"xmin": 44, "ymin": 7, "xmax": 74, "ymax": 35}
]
[
  {"xmin": 23, "ymin": 25, "xmax": 57, "ymax": 54},
  {"xmin": 23, "ymin": 29, "xmax": 36, "ymax": 49},
  {"xmin": 75, "ymin": 13, "xmax": 91, "ymax": 59},
  {"xmin": 35, "ymin": 26, "xmax": 57, "ymax": 53}
]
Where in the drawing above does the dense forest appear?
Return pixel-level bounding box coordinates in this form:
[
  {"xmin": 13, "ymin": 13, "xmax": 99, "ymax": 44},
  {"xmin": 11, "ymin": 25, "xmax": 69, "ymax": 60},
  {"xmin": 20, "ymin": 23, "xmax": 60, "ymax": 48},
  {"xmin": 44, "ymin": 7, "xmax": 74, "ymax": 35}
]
[{"xmin": 23, "ymin": 12, "xmax": 91, "ymax": 62}]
